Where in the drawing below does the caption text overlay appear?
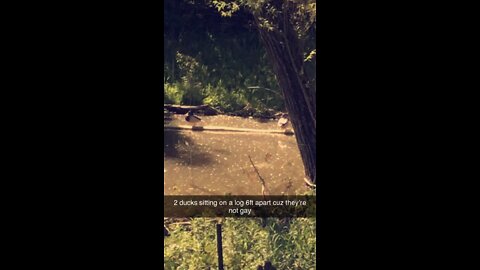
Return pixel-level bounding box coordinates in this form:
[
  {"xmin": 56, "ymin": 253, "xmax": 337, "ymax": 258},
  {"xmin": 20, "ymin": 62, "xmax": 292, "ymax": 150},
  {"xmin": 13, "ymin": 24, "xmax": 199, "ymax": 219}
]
[{"xmin": 164, "ymin": 195, "xmax": 316, "ymax": 218}]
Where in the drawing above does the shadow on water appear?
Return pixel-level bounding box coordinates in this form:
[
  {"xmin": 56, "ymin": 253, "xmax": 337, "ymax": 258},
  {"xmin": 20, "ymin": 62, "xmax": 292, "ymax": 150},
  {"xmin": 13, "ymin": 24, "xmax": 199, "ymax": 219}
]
[
  {"xmin": 164, "ymin": 130, "xmax": 214, "ymax": 166},
  {"xmin": 163, "ymin": 130, "xmax": 184, "ymax": 158}
]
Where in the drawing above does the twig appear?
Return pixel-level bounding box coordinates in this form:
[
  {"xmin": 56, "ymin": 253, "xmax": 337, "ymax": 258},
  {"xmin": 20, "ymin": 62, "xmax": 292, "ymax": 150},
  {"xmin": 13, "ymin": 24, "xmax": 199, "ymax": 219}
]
[{"xmin": 247, "ymin": 155, "xmax": 268, "ymax": 199}]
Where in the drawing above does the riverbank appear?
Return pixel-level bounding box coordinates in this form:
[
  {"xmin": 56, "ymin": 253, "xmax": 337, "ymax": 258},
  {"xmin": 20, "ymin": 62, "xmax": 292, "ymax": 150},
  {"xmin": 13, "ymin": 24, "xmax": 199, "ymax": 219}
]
[{"xmin": 164, "ymin": 104, "xmax": 284, "ymax": 120}]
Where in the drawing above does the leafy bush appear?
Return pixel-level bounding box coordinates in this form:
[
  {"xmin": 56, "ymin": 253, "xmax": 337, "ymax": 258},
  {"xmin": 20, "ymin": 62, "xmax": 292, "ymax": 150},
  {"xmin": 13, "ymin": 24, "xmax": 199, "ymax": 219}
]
[
  {"xmin": 164, "ymin": 81, "xmax": 285, "ymax": 113},
  {"xmin": 164, "ymin": 45, "xmax": 285, "ymax": 111},
  {"xmin": 164, "ymin": 83, "xmax": 182, "ymax": 104},
  {"xmin": 203, "ymin": 84, "xmax": 247, "ymax": 111}
]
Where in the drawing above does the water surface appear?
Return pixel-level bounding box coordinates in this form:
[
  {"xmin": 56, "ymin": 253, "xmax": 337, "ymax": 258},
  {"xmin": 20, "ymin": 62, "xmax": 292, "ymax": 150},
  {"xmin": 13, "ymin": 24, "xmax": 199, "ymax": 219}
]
[{"xmin": 164, "ymin": 115, "xmax": 307, "ymax": 195}]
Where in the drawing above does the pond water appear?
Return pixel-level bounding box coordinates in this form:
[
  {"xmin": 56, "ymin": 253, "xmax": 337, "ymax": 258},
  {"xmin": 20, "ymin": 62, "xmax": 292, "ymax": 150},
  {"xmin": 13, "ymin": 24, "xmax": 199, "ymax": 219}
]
[{"xmin": 164, "ymin": 114, "xmax": 308, "ymax": 195}]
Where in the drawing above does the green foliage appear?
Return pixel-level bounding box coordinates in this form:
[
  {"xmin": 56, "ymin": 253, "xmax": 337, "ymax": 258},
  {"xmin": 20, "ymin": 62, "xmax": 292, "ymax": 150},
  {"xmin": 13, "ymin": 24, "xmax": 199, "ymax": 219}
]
[
  {"xmin": 268, "ymin": 218, "xmax": 317, "ymax": 269},
  {"xmin": 164, "ymin": 80, "xmax": 285, "ymax": 112},
  {"xmin": 164, "ymin": 0, "xmax": 317, "ymax": 109},
  {"xmin": 203, "ymin": 84, "xmax": 247, "ymax": 111},
  {"xmin": 164, "ymin": 217, "xmax": 316, "ymax": 269},
  {"xmin": 164, "ymin": 83, "xmax": 182, "ymax": 104},
  {"xmin": 164, "ymin": 0, "xmax": 286, "ymax": 112},
  {"xmin": 164, "ymin": 218, "xmax": 218, "ymax": 269},
  {"xmin": 222, "ymin": 218, "xmax": 271, "ymax": 268},
  {"xmin": 164, "ymin": 47, "xmax": 284, "ymax": 111},
  {"xmin": 209, "ymin": 0, "xmax": 317, "ymax": 95}
]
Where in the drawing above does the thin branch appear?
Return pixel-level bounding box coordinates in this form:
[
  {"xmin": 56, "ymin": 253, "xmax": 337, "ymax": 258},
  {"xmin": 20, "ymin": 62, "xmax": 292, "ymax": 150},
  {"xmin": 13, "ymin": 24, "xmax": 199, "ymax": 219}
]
[{"xmin": 247, "ymin": 155, "xmax": 268, "ymax": 199}]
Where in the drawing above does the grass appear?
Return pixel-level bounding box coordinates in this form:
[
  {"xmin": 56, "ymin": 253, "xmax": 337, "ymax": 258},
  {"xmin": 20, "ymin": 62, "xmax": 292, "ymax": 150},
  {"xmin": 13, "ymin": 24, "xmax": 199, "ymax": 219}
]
[{"xmin": 164, "ymin": 217, "xmax": 316, "ymax": 269}]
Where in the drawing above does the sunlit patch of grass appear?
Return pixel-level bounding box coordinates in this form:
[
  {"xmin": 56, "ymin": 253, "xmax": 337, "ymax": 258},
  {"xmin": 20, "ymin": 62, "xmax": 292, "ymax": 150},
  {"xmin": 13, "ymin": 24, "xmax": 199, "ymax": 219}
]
[{"xmin": 164, "ymin": 217, "xmax": 316, "ymax": 269}]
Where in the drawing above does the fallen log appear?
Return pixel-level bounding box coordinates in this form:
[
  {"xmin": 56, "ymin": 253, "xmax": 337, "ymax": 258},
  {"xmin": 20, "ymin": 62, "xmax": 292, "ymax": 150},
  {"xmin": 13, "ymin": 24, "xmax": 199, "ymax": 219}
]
[
  {"xmin": 164, "ymin": 125, "xmax": 295, "ymax": 135},
  {"xmin": 163, "ymin": 104, "xmax": 220, "ymax": 115}
]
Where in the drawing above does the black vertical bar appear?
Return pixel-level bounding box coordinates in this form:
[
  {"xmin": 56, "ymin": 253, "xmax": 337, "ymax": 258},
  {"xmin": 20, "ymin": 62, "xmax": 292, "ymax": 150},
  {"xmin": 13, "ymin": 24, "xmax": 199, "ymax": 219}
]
[{"xmin": 216, "ymin": 223, "xmax": 224, "ymax": 270}]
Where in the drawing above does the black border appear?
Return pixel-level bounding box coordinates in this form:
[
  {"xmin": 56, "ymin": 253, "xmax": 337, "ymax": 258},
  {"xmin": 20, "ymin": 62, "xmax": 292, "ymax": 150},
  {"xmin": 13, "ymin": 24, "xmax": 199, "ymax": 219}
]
[{"xmin": 8, "ymin": 0, "xmax": 465, "ymax": 268}]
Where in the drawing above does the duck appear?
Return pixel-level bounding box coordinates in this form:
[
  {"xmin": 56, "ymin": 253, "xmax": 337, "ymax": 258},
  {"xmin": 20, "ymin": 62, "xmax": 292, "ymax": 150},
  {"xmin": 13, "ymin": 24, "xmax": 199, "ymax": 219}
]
[
  {"xmin": 185, "ymin": 110, "xmax": 202, "ymax": 126},
  {"xmin": 277, "ymin": 113, "xmax": 289, "ymax": 128}
]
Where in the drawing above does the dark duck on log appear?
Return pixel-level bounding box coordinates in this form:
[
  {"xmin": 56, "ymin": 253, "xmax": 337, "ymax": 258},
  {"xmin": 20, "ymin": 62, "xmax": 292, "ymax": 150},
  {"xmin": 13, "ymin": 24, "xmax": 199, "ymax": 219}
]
[{"xmin": 185, "ymin": 110, "xmax": 202, "ymax": 127}]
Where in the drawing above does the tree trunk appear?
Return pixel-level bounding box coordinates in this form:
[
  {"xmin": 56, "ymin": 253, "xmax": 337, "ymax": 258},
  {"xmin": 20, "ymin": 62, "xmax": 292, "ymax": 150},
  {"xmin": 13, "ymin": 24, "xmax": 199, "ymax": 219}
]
[{"xmin": 253, "ymin": 2, "xmax": 316, "ymax": 183}]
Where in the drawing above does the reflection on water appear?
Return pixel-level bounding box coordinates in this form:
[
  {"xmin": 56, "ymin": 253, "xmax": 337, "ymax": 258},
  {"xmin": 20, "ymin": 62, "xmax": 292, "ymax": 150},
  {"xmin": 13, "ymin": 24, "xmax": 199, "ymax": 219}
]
[{"xmin": 164, "ymin": 115, "xmax": 307, "ymax": 195}]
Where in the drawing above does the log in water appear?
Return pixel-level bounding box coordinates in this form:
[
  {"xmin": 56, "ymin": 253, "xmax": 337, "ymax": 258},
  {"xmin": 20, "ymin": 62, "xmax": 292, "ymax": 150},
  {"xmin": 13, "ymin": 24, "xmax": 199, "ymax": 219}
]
[{"xmin": 164, "ymin": 125, "xmax": 294, "ymax": 135}]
